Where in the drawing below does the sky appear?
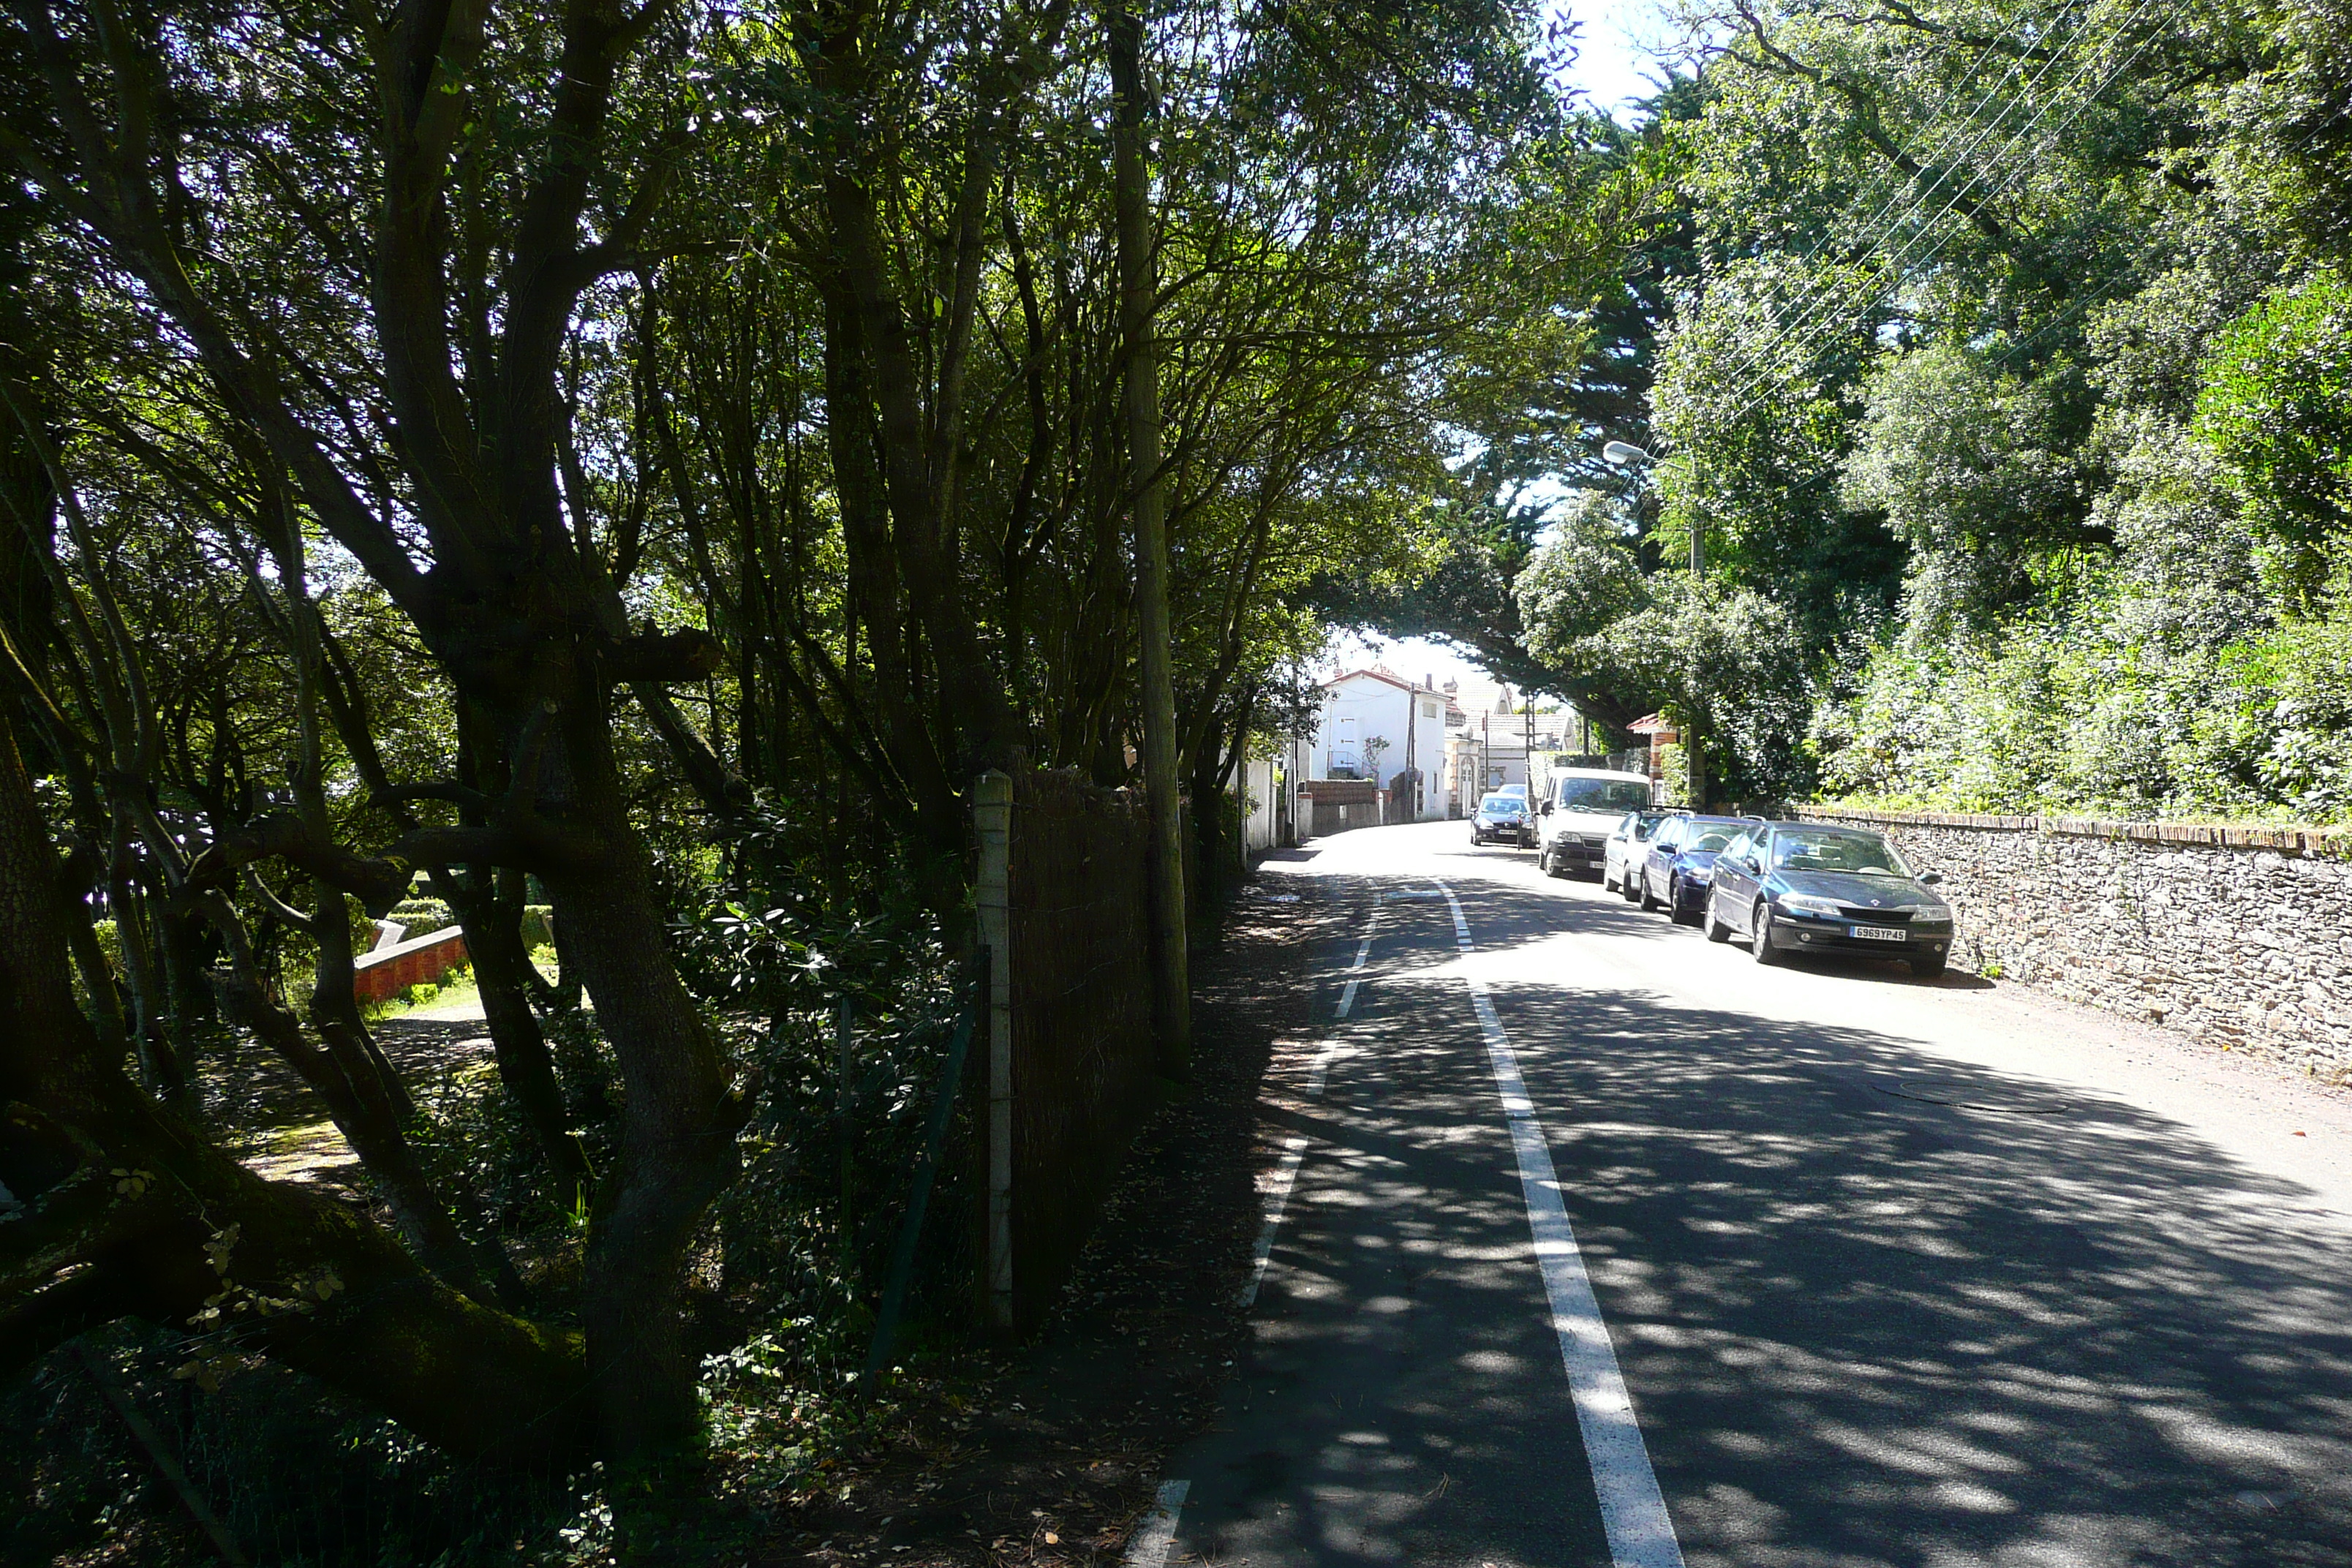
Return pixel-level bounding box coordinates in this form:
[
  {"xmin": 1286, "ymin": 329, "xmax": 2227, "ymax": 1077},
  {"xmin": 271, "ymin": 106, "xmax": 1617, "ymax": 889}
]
[
  {"xmin": 1315, "ymin": 3, "xmax": 1673, "ymax": 701},
  {"xmin": 1550, "ymin": 0, "xmax": 1681, "ymax": 117}
]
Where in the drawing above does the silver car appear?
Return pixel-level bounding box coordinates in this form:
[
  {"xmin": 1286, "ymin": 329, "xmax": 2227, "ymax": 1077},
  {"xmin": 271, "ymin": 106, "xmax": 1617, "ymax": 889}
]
[{"xmin": 1602, "ymin": 809, "xmax": 1685, "ymax": 894}]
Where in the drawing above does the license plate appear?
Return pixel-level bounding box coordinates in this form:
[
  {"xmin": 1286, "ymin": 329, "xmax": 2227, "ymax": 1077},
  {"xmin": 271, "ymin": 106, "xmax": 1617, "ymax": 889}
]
[{"xmin": 1850, "ymin": 924, "xmax": 1907, "ymax": 942}]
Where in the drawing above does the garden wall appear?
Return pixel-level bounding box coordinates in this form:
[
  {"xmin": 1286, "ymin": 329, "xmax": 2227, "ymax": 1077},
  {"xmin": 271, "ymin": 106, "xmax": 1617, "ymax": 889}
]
[
  {"xmin": 1299, "ymin": 777, "xmax": 1379, "ymax": 838},
  {"xmin": 351, "ymin": 925, "xmax": 469, "ymax": 1006},
  {"xmin": 1795, "ymin": 806, "xmax": 2352, "ymax": 1079}
]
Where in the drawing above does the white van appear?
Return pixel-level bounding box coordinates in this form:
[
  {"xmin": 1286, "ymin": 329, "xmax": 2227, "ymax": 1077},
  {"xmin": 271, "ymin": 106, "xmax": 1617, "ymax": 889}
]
[{"xmin": 1534, "ymin": 768, "xmax": 1656, "ymax": 878}]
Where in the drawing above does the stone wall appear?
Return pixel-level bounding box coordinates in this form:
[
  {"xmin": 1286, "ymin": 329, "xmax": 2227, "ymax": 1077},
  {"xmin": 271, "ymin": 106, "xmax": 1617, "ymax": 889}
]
[{"xmin": 1794, "ymin": 806, "xmax": 2352, "ymax": 1079}]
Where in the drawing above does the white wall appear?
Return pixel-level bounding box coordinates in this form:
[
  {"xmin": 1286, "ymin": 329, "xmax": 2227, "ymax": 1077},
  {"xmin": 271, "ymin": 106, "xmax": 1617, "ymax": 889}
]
[
  {"xmin": 1311, "ymin": 674, "xmax": 1447, "ymax": 821},
  {"xmin": 1239, "ymin": 737, "xmax": 1308, "ymax": 854}
]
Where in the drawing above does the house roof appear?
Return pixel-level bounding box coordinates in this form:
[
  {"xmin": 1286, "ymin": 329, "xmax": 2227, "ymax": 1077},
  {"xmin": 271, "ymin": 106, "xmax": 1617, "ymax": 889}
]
[
  {"xmin": 1322, "ymin": 666, "xmax": 1419, "ymax": 694},
  {"xmin": 1627, "ymin": 712, "xmax": 1677, "ymax": 736}
]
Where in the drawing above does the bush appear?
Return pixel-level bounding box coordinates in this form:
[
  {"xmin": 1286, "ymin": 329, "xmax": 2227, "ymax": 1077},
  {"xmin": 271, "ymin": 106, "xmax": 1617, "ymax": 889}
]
[
  {"xmin": 1810, "ymin": 587, "xmax": 2352, "ymax": 823},
  {"xmin": 384, "ymin": 898, "xmax": 456, "ymax": 938}
]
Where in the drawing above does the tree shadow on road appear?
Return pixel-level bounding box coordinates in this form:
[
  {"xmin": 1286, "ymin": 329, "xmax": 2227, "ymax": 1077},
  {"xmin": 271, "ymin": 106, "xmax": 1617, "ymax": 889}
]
[{"xmin": 1397, "ymin": 877, "xmax": 2352, "ymax": 1568}]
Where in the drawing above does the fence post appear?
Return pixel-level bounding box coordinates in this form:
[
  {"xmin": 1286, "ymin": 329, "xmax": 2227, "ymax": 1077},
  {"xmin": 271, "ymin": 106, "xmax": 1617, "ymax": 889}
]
[{"xmin": 973, "ymin": 770, "xmax": 1017, "ymax": 1336}]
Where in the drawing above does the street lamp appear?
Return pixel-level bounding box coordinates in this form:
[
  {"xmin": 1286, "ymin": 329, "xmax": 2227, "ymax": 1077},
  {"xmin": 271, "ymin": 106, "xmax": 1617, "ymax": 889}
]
[{"xmin": 1602, "ymin": 440, "xmax": 1651, "ymax": 467}]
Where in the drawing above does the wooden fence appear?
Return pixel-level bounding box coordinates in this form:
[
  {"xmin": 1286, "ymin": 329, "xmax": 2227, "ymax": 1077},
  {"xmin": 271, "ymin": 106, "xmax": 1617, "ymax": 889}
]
[{"xmin": 972, "ymin": 769, "xmax": 1159, "ymax": 1335}]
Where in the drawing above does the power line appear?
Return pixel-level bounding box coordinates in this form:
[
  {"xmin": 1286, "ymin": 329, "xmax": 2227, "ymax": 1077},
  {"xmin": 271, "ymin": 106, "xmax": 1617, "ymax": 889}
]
[
  {"xmin": 1707, "ymin": 0, "xmax": 2093, "ymax": 398},
  {"xmin": 1714, "ymin": 0, "xmax": 2175, "ymax": 429},
  {"xmin": 1710, "ymin": 0, "xmax": 2137, "ymax": 417}
]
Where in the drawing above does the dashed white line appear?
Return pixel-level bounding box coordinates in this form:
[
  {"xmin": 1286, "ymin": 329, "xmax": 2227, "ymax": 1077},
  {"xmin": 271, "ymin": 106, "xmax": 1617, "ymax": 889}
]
[
  {"xmin": 1433, "ymin": 878, "xmax": 1686, "ymax": 1568},
  {"xmin": 1120, "ymin": 1478, "xmax": 1191, "ymax": 1567},
  {"xmin": 1335, "ymin": 923, "xmax": 1376, "ymax": 1019}
]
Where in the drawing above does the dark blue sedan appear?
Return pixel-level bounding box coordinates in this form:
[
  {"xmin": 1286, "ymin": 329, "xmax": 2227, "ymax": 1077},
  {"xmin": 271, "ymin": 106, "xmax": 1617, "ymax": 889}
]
[
  {"xmin": 1705, "ymin": 822, "xmax": 1956, "ymax": 978},
  {"xmin": 1634, "ymin": 814, "xmax": 1759, "ymax": 925}
]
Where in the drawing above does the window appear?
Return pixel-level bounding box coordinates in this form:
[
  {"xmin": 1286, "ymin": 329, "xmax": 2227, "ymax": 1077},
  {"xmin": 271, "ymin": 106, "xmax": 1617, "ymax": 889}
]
[
  {"xmin": 1422, "ymin": 701, "xmax": 1439, "ymax": 718},
  {"xmin": 1724, "ymin": 832, "xmax": 1752, "ymax": 863},
  {"xmin": 1769, "ymin": 827, "xmax": 1912, "ymax": 878},
  {"xmin": 1553, "ymin": 777, "xmax": 1652, "ymax": 811},
  {"xmin": 1652, "ymin": 818, "xmax": 1684, "ymax": 848}
]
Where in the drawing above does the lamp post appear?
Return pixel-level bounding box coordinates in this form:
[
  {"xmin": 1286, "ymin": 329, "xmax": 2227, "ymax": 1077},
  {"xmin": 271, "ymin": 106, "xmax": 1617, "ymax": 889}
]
[{"xmin": 1604, "ymin": 439, "xmax": 1706, "ymax": 808}]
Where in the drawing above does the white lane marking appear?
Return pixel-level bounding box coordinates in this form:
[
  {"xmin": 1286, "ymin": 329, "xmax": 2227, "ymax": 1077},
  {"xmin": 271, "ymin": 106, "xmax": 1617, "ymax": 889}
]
[
  {"xmin": 1245, "ymin": 903, "xmax": 1375, "ymax": 1305},
  {"xmin": 1335, "ymin": 922, "xmax": 1377, "ymax": 1019},
  {"xmin": 1121, "ymin": 1478, "xmax": 1191, "ymax": 1567},
  {"xmin": 1433, "ymin": 878, "xmax": 1686, "ymax": 1568}
]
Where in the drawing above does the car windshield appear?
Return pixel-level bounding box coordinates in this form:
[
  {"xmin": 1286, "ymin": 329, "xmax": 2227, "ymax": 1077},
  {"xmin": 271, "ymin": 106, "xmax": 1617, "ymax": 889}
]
[
  {"xmin": 1556, "ymin": 779, "xmax": 1652, "ymax": 812},
  {"xmin": 1479, "ymin": 796, "xmax": 1518, "ymax": 817},
  {"xmin": 1686, "ymin": 826, "xmax": 1738, "ymax": 853},
  {"xmin": 1770, "ymin": 828, "xmax": 1912, "ymax": 878}
]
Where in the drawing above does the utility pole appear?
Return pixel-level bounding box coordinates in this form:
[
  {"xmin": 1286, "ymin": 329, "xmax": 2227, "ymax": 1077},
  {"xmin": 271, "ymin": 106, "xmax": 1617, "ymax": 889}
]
[
  {"xmin": 1109, "ymin": 6, "xmax": 1188, "ymax": 1078},
  {"xmin": 1405, "ymin": 685, "xmax": 1417, "ymax": 823}
]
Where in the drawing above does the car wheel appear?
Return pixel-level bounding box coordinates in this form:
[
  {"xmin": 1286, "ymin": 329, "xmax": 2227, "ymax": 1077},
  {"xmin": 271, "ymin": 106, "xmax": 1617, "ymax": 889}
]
[
  {"xmin": 1910, "ymin": 952, "xmax": 1948, "ymax": 979},
  {"xmin": 1670, "ymin": 878, "xmax": 1701, "ymax": 926},
  {"xmin": 1546, "ymin": 851, "xmax": 1568, "ymax": 879},
  {"xmin": 1620, "ymin": 868, "xmax": 1642, "ymax": 903},
  {"xmin": 1637, "ymin": 870, "xmax": 1662, "ymax": 912},
  {"xmin": 1752, "ymin": 901, "xmax": 1784, "ymax": 965},
  {"xmin": 1704, "ymin": 894, "xmax": 1733, "ymax": 943},
  {"xmin": 1602, "ymin": 861, "xmax": 1619, "ymax": 893}
]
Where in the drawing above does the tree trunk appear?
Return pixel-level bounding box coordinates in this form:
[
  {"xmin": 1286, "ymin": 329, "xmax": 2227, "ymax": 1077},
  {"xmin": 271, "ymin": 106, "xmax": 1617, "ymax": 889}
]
[
  {"xmin": 538, "ymin": 693, "xmax": 740, "ymax": 1471},
  {"xmin": 1109, "ymin": 4, "xmax": 1191, "ymax": 1079},
  {"xmin": 457, "ymin": 868, "xmax": 595, "ymax": 1208}
]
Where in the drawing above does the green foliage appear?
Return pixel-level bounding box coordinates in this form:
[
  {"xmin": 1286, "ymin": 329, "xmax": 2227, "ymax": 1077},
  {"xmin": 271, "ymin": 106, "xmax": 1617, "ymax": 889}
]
[
  {"xmin": 1518, "ymin": 500, "xmax": 1819, "ymax": 799},
  {"xmin": 1812, "ymin": 589, "xmax": 2352, "ymax": 821},
  {"xmin": 2195, "ymin": 269, "xmax": 2352, "ymax": 600},
  {"xmin": 1571, "ymin": 0, "xmax": 2352, "ymax": 820},
  {"xmin": 1840, "ymin": 346, "xmax": 2090, "ymax": 642},
  {"xmin": 385, "ymin": 899, "xmax": 456, "ymax": 938}
]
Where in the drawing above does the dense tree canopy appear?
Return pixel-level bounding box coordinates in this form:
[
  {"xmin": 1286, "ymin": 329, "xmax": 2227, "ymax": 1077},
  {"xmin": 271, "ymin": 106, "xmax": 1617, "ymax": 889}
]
[
  {"xmin": 1504, "ymin": 0, "xmax": 2352, "ymax": 816},
  {"xmin": 0, "ymin": 0, "xmax": 1629, "ymax": 1553}
]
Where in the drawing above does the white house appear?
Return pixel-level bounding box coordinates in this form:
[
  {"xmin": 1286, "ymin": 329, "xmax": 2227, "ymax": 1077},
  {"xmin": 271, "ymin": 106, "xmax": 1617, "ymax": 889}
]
[{"xmin": 1310, "ymin": 668, "xmax": 1450, "ymax": 822}]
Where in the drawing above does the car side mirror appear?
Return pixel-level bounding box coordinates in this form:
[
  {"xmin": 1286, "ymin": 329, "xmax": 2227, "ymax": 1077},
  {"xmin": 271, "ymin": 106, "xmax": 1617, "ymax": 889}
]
[
  {"xmin": 1541, "ymin": 801, "xmax": 1552, "ymax": 815},
  {"xmin": 1920, "ymin": 871, "xmax": 1944, "ymax": 886}
]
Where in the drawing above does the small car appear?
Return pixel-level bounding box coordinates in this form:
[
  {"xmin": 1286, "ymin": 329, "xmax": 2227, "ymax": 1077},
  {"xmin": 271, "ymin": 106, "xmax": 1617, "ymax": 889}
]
[
  {"xmin": 1705, "ymin": 822, "xmax": 1954, "ymax": 978},
  {"xmin": 1635, "ymin": 814, "xmax": 1758, "ymax": 924},
  {"xmin": 1470, "ymin": 793, "xmax": 1536, "ymax": 848},
  {"xmin": 1600, "ymin": 808, "xmax": 1684, "ymax": 893}
]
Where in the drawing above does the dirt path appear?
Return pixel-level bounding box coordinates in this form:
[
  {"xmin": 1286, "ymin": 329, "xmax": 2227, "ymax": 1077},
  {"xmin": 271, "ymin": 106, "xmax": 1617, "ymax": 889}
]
[{"xmin": 212, "ymin": 1000, "xmax": 496, "ymax": 1189}]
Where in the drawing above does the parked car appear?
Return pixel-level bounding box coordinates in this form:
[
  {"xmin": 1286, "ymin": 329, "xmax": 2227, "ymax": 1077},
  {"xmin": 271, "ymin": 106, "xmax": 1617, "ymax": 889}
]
[
  {"xmin": 1599, "ymin": 809, "xmax": 1684, "ymax": 893},
  {"xmin": 1535, "ymin": 769, "xmax": 1655, "ymax": 879},
  {"xmin": 1635, "ymin": 814, "xmax": 1759, "ymax": 924},
  {"xmin": 1705, "ymin": 823, "xmax": 1954, "ymax": 978},
  {"xmin": 1471, "ymin": 793, "xmax": 1536, "ymax": 848}
]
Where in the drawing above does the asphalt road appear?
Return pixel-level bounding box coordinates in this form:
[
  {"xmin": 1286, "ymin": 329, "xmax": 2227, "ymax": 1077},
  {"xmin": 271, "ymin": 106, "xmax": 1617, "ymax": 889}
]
[{"xmin": 1150, "ymin": 820, "xmax": 2352, "ymax": 1568}]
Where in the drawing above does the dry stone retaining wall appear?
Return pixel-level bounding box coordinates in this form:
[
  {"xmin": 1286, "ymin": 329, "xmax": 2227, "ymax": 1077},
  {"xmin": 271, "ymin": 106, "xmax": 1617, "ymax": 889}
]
[{"xmin": 1793, "ymin": 806, "xmax": 2352, "ymax": 1079}]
